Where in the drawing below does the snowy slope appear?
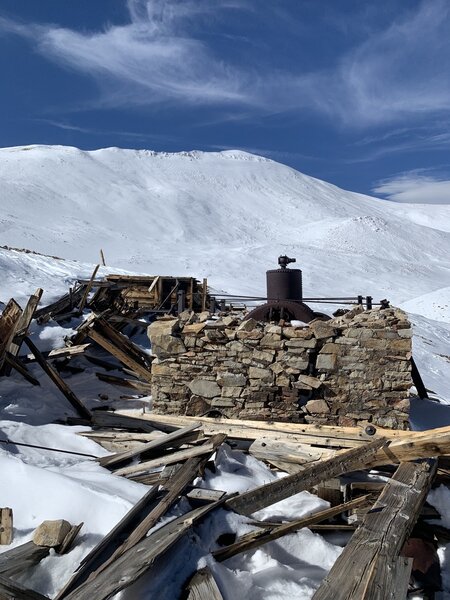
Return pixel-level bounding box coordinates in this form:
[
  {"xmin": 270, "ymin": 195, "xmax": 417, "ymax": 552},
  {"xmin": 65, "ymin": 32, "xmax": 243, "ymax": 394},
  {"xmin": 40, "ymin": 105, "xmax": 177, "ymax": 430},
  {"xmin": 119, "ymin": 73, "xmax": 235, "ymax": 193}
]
[
  {"xmin": 1, "ymin": 145, "xmax": 450, "ymax": 599},
  {"xmin": 1, "ymin": 144, "xmax": 449, "ymax": 317}
]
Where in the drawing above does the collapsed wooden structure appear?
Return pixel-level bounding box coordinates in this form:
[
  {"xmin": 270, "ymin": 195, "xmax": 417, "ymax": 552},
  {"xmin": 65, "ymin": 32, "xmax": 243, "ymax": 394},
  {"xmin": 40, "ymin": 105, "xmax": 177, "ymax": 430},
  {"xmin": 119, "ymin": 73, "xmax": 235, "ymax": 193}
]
[{"xmin": 0, "ymin": 278, "xmax": 448, "ymax": 599}]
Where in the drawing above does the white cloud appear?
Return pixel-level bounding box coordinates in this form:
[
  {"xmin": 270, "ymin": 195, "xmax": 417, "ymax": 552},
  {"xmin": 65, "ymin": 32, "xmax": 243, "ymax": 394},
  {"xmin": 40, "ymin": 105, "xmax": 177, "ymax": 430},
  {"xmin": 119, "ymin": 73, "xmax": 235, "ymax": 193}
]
[
  {"xmin": 373, "ymin": 172, "xmax": 450, "ymax": 204},
  {"xmin": 2, "ymin": 0, "xmax": 450, "ymax": 128}
]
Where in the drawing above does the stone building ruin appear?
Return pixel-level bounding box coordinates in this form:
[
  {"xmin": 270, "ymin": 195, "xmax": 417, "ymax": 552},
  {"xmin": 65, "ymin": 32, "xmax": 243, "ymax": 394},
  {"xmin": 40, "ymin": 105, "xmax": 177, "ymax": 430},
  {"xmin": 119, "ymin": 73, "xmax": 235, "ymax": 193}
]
[{"xmin": 148, "ymin": 304, "xmax": 413, "ymax": 430}]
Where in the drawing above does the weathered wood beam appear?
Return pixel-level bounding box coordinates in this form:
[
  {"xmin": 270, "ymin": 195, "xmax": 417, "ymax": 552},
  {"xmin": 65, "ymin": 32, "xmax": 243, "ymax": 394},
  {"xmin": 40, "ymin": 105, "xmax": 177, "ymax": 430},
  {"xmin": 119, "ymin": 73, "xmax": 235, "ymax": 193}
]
[
  {"xmin": 23, "ymin": 337, "xmax": 92, "ymax": 421},
  {"xmin": 0, "ymin": 299, "xmax": 22, "ymax": 372},
  {"xmin": 63, "ymin": 498, "xmax": 229, "ymax": 600},
  {"xmin": 185, "ymin": 567, "xmax": 224, "ymax": 600},
  {"xmin": 91, "ymin": 411, "xmax": 176, "ymax": 433},
  {"xmin": 78, "ymin": 264, "xmax": 100, "ymax": 313},
  {"xmin": 5, "ymin": 353, "xmax": 40, "ymax": 386},
  {"xmin": 312, "ymin": 460, "xmax": 437, "ymax": 600},
  {"xmin": 24, "ymin": 344, "xmax": 91, "ymax": 364},
  {"xmin": 225, "ymin": 438, "xmax": 387, "ymax": 516},
  {"xmin": 95, "ymin": 372, "xmax": 152, "ymax": 394},
  {"xmin": 88, "ymin": 328, "xmax": 152, "ymax": 383},
  {"xmin": 34, "ymin": 284, "xmax": 86, "ymax": 320},
  {"xmin": 0, "ymin": 508, "xmax": 13, "ymax": 545},
  {"xmin": 0, "ymin": 541, "xmax": 49, "ymax": 576},
  {"xmin": 58, "ymin": 435, "xmax": 226, "ymax": 599},
  {"xmin": 97, "ymin": 421, "xmax": 202, "ymax": 469},
  {"xmin": 0, "ymin": 573, "xmax": 49, "ymax": 600},
  {"xmin": 111, "ymin": 434, "xmax": 227, "ymax": 558},
  {"xmin": 118, "ymin": 411, "xmax": 410, "ymax": 448},
  {"xmin": 3, "ymin": 288, "xmax": 43, "ymax": 375},
  {"xmin": 214, "ymin": 495, "xmax": 371, "ymax": 562},
  {"xmin": 114, "ymin": 442, "xmax": 217, "ymax": 478},
  {"xmin": 55, "ymin": 487, "xmax": 161, "ymax": 599}
]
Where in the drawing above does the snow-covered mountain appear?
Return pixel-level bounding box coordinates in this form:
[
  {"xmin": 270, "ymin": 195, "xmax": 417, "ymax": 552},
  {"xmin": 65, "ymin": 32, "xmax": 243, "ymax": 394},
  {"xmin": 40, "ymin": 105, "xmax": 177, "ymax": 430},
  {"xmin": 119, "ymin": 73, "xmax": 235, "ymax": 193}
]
[
  {"xmin": 1, "ymin": 144, "xmax": 449, "ymax": 318},
  {"xmin": 1, "ymin": 145, "xmax": 450, "ymax": 599}
]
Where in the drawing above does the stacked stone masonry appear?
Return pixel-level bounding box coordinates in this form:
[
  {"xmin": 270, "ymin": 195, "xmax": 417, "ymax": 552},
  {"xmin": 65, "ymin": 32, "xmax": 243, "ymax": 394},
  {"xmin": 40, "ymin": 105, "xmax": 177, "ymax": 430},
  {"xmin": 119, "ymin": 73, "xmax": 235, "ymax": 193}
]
[{"xmin": 148, "ymin": 305, "xmax": 413, "ymax": 429}]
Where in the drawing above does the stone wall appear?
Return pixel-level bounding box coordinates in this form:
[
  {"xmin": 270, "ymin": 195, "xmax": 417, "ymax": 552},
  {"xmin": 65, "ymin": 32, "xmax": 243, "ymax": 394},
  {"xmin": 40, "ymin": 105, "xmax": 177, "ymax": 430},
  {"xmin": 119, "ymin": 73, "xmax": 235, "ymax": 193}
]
[{"xmin": 148, "ymin": 305, "xmax": 413, "ymax": 429}]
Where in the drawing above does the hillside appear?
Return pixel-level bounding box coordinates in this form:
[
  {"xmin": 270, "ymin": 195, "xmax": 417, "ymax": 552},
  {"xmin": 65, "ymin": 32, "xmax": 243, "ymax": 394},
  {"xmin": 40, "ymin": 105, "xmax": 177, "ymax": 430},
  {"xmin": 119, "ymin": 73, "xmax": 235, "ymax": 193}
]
[
  {"xmin": 1, "ymin": 144, "xmax": 449, "ymax": 316},
  {"xmin": 1, "ymin": 145, "xmax": 450, "ymax": 599}
]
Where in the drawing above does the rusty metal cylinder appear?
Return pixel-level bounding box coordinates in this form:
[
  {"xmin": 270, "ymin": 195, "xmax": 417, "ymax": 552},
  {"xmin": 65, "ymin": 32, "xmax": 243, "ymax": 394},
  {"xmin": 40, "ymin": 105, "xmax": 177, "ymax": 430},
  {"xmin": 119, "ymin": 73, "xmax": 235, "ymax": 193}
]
[{"xmin": 266, "ymin": 268, "xmax": 303, "ymax": 303}]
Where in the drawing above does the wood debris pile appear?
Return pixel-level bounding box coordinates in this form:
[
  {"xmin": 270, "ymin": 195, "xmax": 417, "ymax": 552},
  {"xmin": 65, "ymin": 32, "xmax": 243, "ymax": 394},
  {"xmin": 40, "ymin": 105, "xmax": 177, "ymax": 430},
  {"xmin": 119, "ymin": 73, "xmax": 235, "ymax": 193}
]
[{"xmin": 0, "ymin": 278, "xmax": 448, "ymax": 599}]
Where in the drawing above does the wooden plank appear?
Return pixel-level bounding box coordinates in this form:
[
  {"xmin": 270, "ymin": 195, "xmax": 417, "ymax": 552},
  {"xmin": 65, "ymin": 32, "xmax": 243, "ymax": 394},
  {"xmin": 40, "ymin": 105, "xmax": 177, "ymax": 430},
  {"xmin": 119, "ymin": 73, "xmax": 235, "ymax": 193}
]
[
  {"xmin": 95, "ymin": 372, "xmax": 152, "ymax": 394},
  {"xmin": 55, "ymin": 486, "xmax": 161, "ymax": 599},
  {"xmin": 57, "ymin": 523, "xmax": 84, "ymax": 555},
  {"xmin": 88, "ymin": 328, "xmax": 152, "ymax": 383},
  {"xmin": 3, "ymin": 288, "xmax": 43, "ymax": 375},
  {"xmin": 382, "ymin": 556, "xmax": 413, "ymax": 600},
  {"xmin": 0, "ymin": 541, "xmax": 49, "ymax": 576},
  {"xmin": 312, "ymin": 460, "xmax": 437, "ymax": 600},
  {"xmin": 63, "ymin": 498, "xmax": 229, "ymax": 600},
  {"xmin": 23, "ymin": 337, "xmax": 92, "ymax": 421},
  {"xmin": 5, "ymin": 353, "xmax": 40, "ymax": 386},
  {"xmin": 186, "ymin": 488, "xmax": 226, "ymax": 503},
  {"xmin": 78, "ymin": 265, "xmax": 100, "ymax": 312},
  {"xmin": 110, "ymin": 434, "xmax": 226, "ymax": 558},
  {"xmin": 24, "ymin": 344, "xmax": 91, "ymax": 363},
  {"xmin": 0, "ymin": 299, "xmax": 22, "ymax": 372},
  {"xmin": 0, "ymin": 574, "xmax": 49, "ymax": 600},
  {"xmin": 0, "ymin": 508, "xmax": 13, "ymax": 545},
  {"xmin": 119, "ymin": 411, "xmax": 410, "ymax": 448},
  {"xmin": 34, "ymin": 284, "xmax": 86, "ymax": 320},
  {"xmin": 97, "ymin": 421, "xmax": 202, "ymax": 469},
  {"xmin": 185, "ymin": 567, "xmax": 224, "ymax": 600},
  {"xmin": 91, "ymin": 411, "xmax": 176, "ymax": 433},
  {"xmin": 242, "ymin": 426, "xmax": 450, "ymax": 471},
  {"xmin": 213, "ymin": 495, "xmax": 371, "ymax": 562},
  {"xmin": 60, "ymin": 435, "xmax": 226, "ymax": 599},
  {"xmin": 250, "ymin": 438, "xmax": 334, "ymax": 467},
  {"xmin": 225, "ymin": 438, "xmax": 387, "ymax": 516},
  {"xmin": 93, "ymin": 318, "xmax": 151, "ymax": 368},
  {"xmin": 114, "ymin": 442, "xmax": 217, "ymax": 477}
]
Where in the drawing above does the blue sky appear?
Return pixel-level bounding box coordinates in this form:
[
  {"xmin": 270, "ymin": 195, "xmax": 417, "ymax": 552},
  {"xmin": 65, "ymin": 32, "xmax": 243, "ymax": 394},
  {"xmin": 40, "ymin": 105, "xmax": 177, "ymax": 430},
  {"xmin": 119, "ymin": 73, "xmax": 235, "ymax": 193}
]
[{"xmin": 1, "ymin": 0, "xmax": 450, "ymax": 202}]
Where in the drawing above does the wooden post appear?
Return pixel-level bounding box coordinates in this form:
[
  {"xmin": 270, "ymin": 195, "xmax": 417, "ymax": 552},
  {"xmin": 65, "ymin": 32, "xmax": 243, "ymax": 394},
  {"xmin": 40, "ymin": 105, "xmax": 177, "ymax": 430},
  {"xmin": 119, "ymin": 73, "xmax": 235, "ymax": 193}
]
[
  {"xmin": 202, "ymin": 278, "xmax": 207, "ymax": 312},
  {"xmin": 78, "ymin": 264, "xmax": 100, "ymax": 313},
  {"xmin": 189, "ymin": 278, "xmax": 194, "ymax": 310},
  {"xmin": 0, "ymin": 508, "xmax": 13, "ymax": 545},
  {"xmin": 100, "ymin": 249, "xmax": 106, "ymax": 266}
]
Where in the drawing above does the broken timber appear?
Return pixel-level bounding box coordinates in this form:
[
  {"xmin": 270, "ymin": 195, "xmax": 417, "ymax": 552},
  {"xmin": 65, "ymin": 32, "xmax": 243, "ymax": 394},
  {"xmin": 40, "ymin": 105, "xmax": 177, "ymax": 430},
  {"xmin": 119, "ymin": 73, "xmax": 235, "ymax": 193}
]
[
  {"xmin": 0, "ymin": 299, "xmax": 22, "ymax": 373},
  {"xmin": 3, "ymin": 288, "xmax": 43, "ymax": 376},
  {"xmin": 0, "ymin": 508, "xmax": 13, "ymax": 545},
  {"xmin": 97, "ymin": 421, "xmax": 202, "ymax": 469},
  {"xmin": 0, "ymin": 541, "xmax": 49, "ymax": 576},
  {"xmin": 58, "ymin": 434, "xmax": 226, "ymax": 598},
  {"xmin": 225, "ymin": 437, "xmax": 387, "ymax": 516},
  {"xmin": 23, "ymin": 337, "xmax": 92, "ymax": 421},
  {"xmin": 0, "ymin": 573, "xmax": 49, "ymax": 600},
  {"xmin": 185, "ymin": 567, "xmax": 224, "ymax": 600},
  {"xmin": 312, "ymin": 459, "xmax": 438, "ymax": 600},
  {"xmin": 62, "ymin": 499, "xmax": 229, "ymax": 600},
  {"xmin": 213, "ymin": 495, "xmax": 371, "ymax": 562},
  {"xmin": 86, "ymin": 318, "xmax": 152, "ymax": 383},
  {"xmin": 119, "ymin": 411, "xmax": 410, "ymax": 448}
]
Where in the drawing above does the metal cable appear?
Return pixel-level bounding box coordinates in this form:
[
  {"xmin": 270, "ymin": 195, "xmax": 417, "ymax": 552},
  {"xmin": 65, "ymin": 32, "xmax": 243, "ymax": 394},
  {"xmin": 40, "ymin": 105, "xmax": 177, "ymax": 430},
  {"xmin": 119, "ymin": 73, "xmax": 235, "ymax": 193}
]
[{"xmin": 0, "ymin": 437, "xmax": 97, "ymax": 459}]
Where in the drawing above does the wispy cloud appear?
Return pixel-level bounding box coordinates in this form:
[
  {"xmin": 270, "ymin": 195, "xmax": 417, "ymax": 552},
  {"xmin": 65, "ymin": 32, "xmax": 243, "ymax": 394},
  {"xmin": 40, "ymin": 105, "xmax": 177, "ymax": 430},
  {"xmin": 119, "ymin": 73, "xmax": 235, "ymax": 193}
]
[
  {"xmin": 34, "ymin": 118, "xmax": 178, "ymax": 143},
  {"xmin": 373, "ymin": 169, "xmax": 450, "ymax": 204},
  {"xmin": 2, "ymin": 0, "xmax": 450, "ymax": 129}
]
